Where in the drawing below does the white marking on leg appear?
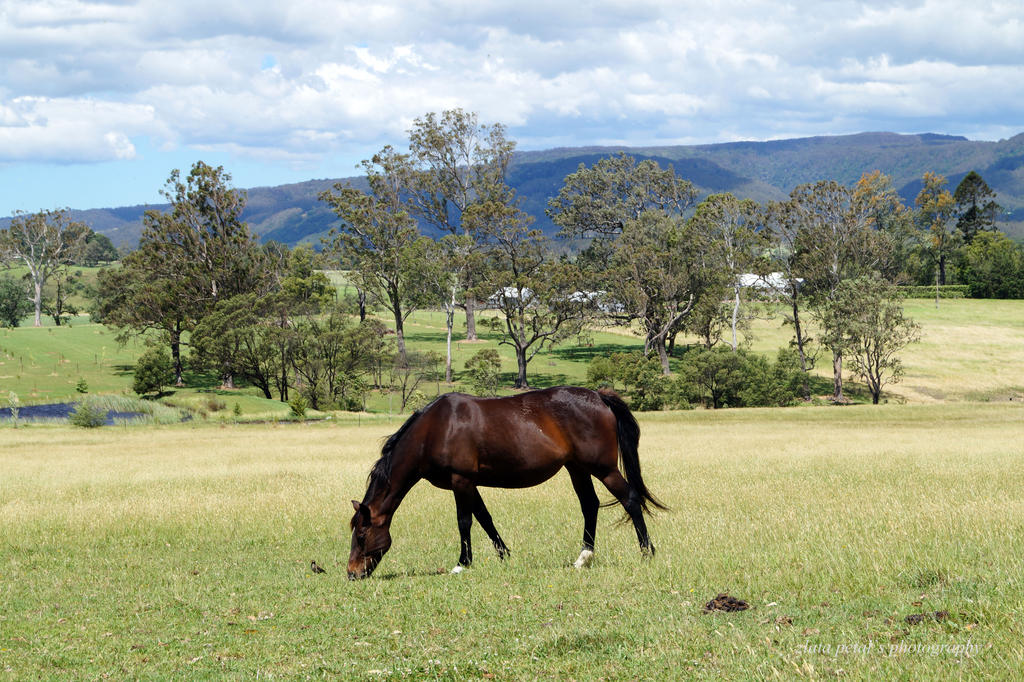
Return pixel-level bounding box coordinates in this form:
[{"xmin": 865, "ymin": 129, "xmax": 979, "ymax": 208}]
[
  {"xmin": 450, "ymin": 565, "xmax": 465, "ymax": 574},
  {"xmin": 573, "ymin": 549, "xmax": 594, "ymax": 569}
]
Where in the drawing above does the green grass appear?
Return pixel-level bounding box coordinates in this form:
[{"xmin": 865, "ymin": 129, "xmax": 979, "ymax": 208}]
[
  {"xmin": 2, "ymin": 294, "xmax": 1022, "ymax": 411},
  {"xmin": 2, "ymin": 404, "xmax": 1022, "ymax": 678}
]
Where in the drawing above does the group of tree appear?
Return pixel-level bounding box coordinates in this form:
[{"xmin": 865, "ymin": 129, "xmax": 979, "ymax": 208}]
[
  {"xmin": 91, "ymin": 161, "xmax": 434, "ymax": 410},
  {"xmin": 0, "ymin": 209, "xmax": 117, "ymax": 328},
  {"xmin": 6, "ymin": 109, "xmax": 1023, "ymax": 410}
]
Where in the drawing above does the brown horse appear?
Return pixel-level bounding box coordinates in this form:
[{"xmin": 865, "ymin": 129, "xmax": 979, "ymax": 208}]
[{"xmin": 347, "ymin": 386, "xmax": 666, "ymax": 579}]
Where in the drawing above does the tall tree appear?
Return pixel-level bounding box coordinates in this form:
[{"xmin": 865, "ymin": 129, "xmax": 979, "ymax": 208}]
[
  {"xmin": 822, "ymin": 273, "xmax": 921, "ymax": 404},
  {"xmin": 688, "ymin": 193, "xmax": 762, "ymax": 350},
  {"xmin": 471, "ymin": 200, "xmax": 590, "ymax": 388},
  {"xmin": 422, "ymin": 234, "xmax": 476, "ymax": 384},
  {"xmin": 547, "ymin": 153, "xmax": 698, "ymax": 239},
  {"xmin": 98, "ymin": 161, "xmax": 270, "ymax": 385},
  {"xmin": 761, "ymin": 199, "xmax": 815, "ymax": 401},
  {"xmin": 0, "ymin": 209, "xmax": 89, "ymax": 327},
  {"xmin": 609, "ymin": 211, "xmax": 701, "ymax": 375},
  {"xmin": 405, "ymin": 109, "xmax": 516, "ymax": 340},
  {"xmin": 790, "ymin": 180, "xmax": 876, "ymax": 402},
  {"xmin": 852, "ymin": 170, "xmax": 911, "ymax": 282},
  {"xmin": 914, "ymin": 172, "xmax": 958, "ymax": 291},
  {"xmin": 953, "ymin": 171, "xmax": 1002, "ymax": 244},
  {"xmin": 320, "ymin": 147, "xmax": 435, "ymax": 363}
]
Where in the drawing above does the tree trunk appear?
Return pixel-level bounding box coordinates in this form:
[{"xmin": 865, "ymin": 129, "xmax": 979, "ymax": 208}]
[
  {"xmin": 832, "ymin": 349, "xmax": 844, "ymax": 402},
  {"xmin": 445, "ymin": 306, "xmax": 454, "ymax": 384},
  {"xmin": 392, "ymin": 294, "xmax": 408, "ymax": 364},
  {"xmin": 464, "ymin": 297, "xmax": 478, "ymax": 341},
  {"xmin": 514, "ymin": 346, "xmax": 529, "ymax": 389},
  {"xmin": 790, "ymin": 296, "xmax": 811, "ymax": 401},
  {"xmin": 32, "ymin": 279, "xmax": 43, "ymax": 327},
  {"xmin": 730, "ymin": 286, "xmax": 740, "ymax": 350},
  {"xmin": 656, "ymin": 336, "xmax": 671, "ymax": 375},
  {"xmin": 170, "ymin": 323, "xmax": 185, "ymax": 387},
  {"xmin": 938, "ymin": 253, "xmax": 947, "ymax": 286}
]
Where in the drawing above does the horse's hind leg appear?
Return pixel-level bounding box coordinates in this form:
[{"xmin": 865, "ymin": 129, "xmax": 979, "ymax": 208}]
[
  {"xmin": 599, "ymin": 470, "xmax": 655, "ymax": 558},
  {"xmin": 472, "ymin": 490, "xmax": 510, "ymax": 559},
  {"xmin": 567, "ymin": 465, "xmax": 599, "ymax": 568}
]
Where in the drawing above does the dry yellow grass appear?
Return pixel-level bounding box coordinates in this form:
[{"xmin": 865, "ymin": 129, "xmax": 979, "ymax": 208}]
[{"xmin": 2, "ymin": 404, "xmax": 1023, "ymax": 678}]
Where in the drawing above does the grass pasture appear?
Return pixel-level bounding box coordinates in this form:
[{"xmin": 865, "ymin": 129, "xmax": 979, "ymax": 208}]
[{"xmin": 2, "ymin": 404, "xmax": 1023, "ymax": 679}]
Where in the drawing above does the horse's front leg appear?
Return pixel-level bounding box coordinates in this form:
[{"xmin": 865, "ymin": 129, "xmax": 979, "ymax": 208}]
[{"xmin": 451, "ymin": 482, "xmax": 475, "ymax": 573}]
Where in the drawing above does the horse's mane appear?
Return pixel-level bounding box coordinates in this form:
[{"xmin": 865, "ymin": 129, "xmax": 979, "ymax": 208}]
[{"xmin": 363, "ymin": 397, "xmax": 442, "ymax": 501}]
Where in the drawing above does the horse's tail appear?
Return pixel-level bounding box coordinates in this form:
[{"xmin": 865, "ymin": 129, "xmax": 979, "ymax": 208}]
[{"xmin": 598, "ymin": 389, "xmax": 669, "ymax": 515}]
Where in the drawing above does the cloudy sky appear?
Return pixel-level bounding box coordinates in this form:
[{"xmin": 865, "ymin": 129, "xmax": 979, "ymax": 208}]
[{"xmin": 1, "ymin": 0, "xmax": 1022, "ymax": 214}]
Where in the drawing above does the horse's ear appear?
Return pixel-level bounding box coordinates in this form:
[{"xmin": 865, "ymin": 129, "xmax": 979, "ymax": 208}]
[
  {"xmin": 351, "ymin": 500, "xmax": 361, "ymax": 513},
  {"xmin": 351, "ymin": 500, "xmax": 370, "ymax": 518}
]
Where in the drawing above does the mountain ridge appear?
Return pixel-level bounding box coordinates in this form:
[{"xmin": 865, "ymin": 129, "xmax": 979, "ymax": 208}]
[{"xmin": 8, "ymin": 131, "xmax": 1023, "ymax": 247}]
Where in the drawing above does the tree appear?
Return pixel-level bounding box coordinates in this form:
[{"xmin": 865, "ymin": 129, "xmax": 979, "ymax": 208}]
[
  {"xmin": 0, "ymin": 209, "xmax": 89, "ymax": 327},
  {"xmin": 687, "ymin": 193, "xmax": 762, "ymax": 350},
  {"xmin": 548, "ymin": 152, "xmax": 698, "ymax": 239},
  {"xmin": 405, "ymin": 109, "xmax": 516, "ymax": 340},
  {"xmin": 79, "ymin": 231, "xmax": 119, "ymax": 266},
  {"xmin": 790, "ymin": 180, "xmax": 878, "ymax": 402},
  {"xmin": 953, "ymin": 171, "xmax": 1002, "ymax": 244},
  {"xmin": 761, "ymin": 199, "xmax": 816, "ymax": 400},
  {"xmin": 914, "ymin": 172, "xmax": 959, "ymax": 290},
  {"xmin": 959, "ymin": 231, "xmax": 1024, "ymax": 299},
  {"xmin": 608, "ymin": 211, "xmax": 701, "ymax": 375},
  {"xmin": 320, "ymin": 147, "xmax": 435, "ymax": 364},
  {"xmin": 423, "ymin": 234, "xmax": 476, "ymax": 383},
  {"xmin": 99, "ymin": 162, "xmax": 271, "ymax": 386},
  {"xmin": 0, "ymin": 278, "xmax": 32, "ymax": 327},
  {"xmin": 823, "ymin": 274, "xmax": 921, "ymax": 404},
  {"xmin": 190, "ymin": 293, "xmax": 281, "ymax": 399},
  {"xmin": 852, "ymin": 170, "xmax": 912, "ymax": 282},
  {"xmin": 472, "ymin": 200, "xmax": 591, "ymax": 388},
  {"xmin": 42, "ymin": 268, "xmax": 83, "ymax": 326},
  {"xmin": 290, "ymin": 311, "xmax": 389, "ymax": 410},
  {"xmin": 133, "ymin": 347, "xmax": 174, "ymax": 397}
]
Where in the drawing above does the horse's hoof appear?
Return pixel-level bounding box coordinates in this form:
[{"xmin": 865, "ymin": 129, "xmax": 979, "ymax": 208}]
[
  {"xmin": 641, "ymin": 545, "xmax": 655, "ymax": 560},
  {"xmin": 573, "ymin": 549, "xmax": 594, "ymax": 569},
  {"xmin": 450, "ymin": 565, "xmax": 466, "ymax": 574}
]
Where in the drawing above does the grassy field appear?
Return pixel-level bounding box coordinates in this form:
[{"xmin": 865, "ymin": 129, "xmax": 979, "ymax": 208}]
[
  {"xmin": 5, "ymin": 296, "xmax": 1023, "ymax": 409},
  {"xmin": 2, "ymin": 404, "xmax": 1022, "ymax": 678}
]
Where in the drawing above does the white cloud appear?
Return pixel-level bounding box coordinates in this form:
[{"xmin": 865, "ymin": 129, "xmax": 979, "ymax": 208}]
[{"xmin": 0, "ymin": 0, "xmax": 1021, "ymax": 169}]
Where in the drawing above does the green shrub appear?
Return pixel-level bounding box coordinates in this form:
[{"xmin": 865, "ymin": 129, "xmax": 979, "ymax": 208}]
[
  {"xmin": 75, "ymin": 378, "xmax": 89, "ymax": 394},
  {"xmin": 0, "ymin": 278, "xmax": 32, "ymax": 328},
  {"xmin": 586, "ymin": 356, "xmax": 617, "ymax": 389},
  {"xmin": 69, "ymin": 398, "xmax": 107, "ymax": 428},
  {"xmin": 205, "ymin": 396, "xmax": 227, "ymax": 412},
  {"xmin": 898, "ymin": 285, "xmax": 968, "ymax": 299},
  {"xmin": 133, "ymin": 347, "xmax": 174, "ymax": 397},
  {"xmin": 289, "ymin": 395, "xmax": 308, "ymax": 419},
  {"xmin": 465, "ymin": 349, "xmax": 502, "ymax": 396}
]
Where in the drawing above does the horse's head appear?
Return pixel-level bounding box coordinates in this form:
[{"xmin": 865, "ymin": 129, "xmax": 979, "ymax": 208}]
[{"xmin": 347, "ymin": 500, "xmax": 392, "ymax": 579}]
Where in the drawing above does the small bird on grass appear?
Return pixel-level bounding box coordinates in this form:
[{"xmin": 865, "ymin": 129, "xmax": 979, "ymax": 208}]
[{"xmin": 310, "ymin": 560, "xmax": 326, "ymax": 574}]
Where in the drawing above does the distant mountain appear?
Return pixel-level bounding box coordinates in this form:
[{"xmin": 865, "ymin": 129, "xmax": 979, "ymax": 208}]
[{"xmin": 13, "ymin": 131, "xmax": 1024, "ymax": 247}]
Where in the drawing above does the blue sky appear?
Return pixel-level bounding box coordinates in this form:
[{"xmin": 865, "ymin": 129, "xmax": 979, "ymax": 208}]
[{"xmin": 1, "ymin": 0, "xmax": 1023, "ymax": 214}]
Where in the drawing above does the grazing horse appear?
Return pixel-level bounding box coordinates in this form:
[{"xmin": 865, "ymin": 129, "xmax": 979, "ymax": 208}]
[{"xmin": 347, "ymin": 386, "xmax": 666, "ymax": 579}]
